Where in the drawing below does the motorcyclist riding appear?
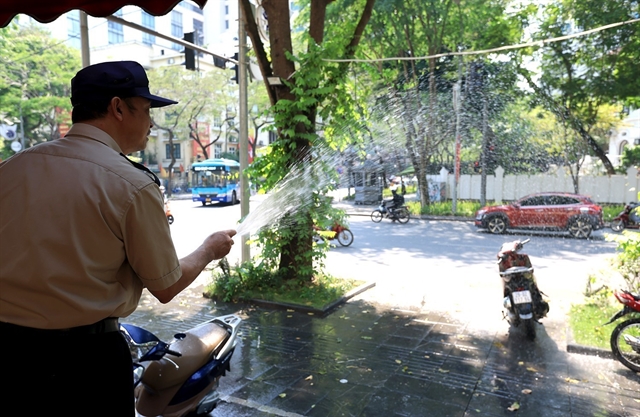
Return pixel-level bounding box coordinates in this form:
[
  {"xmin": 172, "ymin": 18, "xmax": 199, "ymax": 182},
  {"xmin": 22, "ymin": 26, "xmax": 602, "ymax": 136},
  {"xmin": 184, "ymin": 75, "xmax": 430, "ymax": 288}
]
[{"xmin": 387, "ymin": 176, "xmax": 405, "ymax": 214}]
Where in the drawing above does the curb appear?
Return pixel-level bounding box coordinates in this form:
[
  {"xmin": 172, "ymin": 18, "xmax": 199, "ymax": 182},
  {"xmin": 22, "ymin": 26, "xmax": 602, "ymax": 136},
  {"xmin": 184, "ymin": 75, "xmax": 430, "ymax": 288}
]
[
  {"xmin": 565, "ymin": 326, "xmax": 613, "ymax": 359},
  {"xmin": 247, "ymin": 281, "xmax": 376, "ymax": 317}
]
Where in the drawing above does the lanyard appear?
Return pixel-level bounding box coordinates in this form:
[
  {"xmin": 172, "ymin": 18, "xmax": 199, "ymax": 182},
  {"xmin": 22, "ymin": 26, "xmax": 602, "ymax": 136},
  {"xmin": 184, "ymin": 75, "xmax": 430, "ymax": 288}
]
[{"xmin": 119, "ymin": 153, "xmax": 161, "ymax": 187}]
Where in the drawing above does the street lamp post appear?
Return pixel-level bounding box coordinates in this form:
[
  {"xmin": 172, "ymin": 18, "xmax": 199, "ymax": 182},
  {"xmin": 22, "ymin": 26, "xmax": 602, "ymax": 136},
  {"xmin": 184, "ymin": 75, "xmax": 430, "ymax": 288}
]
[
  {"xmin": 238, "ymin": 1, "xmax": 250, "ymax": 263},
  {"xmin": 452, "ymin": 82, "xmax": 461, "ymax": 214}
]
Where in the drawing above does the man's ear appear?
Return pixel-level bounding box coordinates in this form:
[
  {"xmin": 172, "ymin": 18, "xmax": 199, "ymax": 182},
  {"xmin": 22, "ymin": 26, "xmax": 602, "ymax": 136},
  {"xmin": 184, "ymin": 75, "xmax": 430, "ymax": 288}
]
[{"xmin": 109, "ymin": 97, "xmax": 124, "ymax": 121}]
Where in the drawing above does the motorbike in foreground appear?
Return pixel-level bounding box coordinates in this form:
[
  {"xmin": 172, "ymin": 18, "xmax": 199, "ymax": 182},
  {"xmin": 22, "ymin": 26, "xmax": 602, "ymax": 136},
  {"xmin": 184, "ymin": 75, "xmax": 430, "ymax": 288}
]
[
  {"xmin": 611, "ymin": 202, "xmax": 640, "ymax": 232},
  {"xmin": 496, "ymin": 239, "xmax": 549, "ymax": 340},
  {"xmin": 371, "ymin": 195, "xmax": 410, "ymax": 224},
  {"xmin": 120, "ymin": 314, "xmax": 242, "ymax": 417},
  {"xmin": 604, "ymin": 289, "xmax": 640, "ymax": 372},
  {"xmin": 313, "ymin": 222, "xmax": 354, "ymax": 247}
]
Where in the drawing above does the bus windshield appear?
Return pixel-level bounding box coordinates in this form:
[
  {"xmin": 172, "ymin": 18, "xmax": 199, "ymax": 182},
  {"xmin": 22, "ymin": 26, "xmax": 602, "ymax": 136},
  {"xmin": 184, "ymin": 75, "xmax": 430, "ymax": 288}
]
[{"xmin": 190, "ymin": 158, "xmax": 240, "ymax": 205}]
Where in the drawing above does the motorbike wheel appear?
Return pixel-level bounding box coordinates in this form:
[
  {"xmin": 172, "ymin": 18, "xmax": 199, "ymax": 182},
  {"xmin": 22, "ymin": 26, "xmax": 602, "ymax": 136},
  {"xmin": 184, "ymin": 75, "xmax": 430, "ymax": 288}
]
[
  {"xmin": 336, "ymin": 229, "xmax": 354, "ymax": 247},
  {"xmin": 611, "ymin": 220, "xmax": 625, "ymax": 232},
  {"xmin": 371, "ymin": 210, "xmax": 383, "ymax": 223},
  {"xmin": 167, "ymin": 215, "xmax": 174, "ymax": 225},
  {"xmin": 610, "ymin": 318, "xmax": 640, "ymax": 373},
  {"xmin": 524, "ymin": 319, "xmax": 536, "ymax": 340},
  {"xmin": 396, "ymin": 208, "xmax": 410, "ymax": 224}
]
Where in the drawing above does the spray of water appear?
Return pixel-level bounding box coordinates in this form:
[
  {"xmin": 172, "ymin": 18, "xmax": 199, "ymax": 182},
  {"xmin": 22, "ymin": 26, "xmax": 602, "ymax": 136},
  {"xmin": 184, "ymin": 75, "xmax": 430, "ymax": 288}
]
[{"xmin": 235, "ymin": 143, "xmax": 343, "ymax": 237}]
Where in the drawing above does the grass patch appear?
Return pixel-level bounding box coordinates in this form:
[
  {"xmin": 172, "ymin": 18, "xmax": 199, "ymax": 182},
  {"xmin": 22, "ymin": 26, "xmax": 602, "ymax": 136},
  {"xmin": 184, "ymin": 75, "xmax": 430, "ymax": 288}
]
[
  {"xmin": 568, "ymin": 303, "xmax": 619, "ymax": 349},
  {"xmin": 204, "ymin": 260, "xmax": 364, "ymax": 310},
  {"xmin": 602, "ymin": 204, "xmax": 624, "ymax": 222},
  {"xmin": 405, "ymin": 200, "xmax": 482, "ymax": 217}
]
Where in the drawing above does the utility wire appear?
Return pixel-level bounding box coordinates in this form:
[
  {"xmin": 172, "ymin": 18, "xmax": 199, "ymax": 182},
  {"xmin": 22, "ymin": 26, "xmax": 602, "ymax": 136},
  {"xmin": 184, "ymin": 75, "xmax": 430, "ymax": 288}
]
[{"xmin": 324, "ymin": 18, "xmax": 640, "ymax": 63}]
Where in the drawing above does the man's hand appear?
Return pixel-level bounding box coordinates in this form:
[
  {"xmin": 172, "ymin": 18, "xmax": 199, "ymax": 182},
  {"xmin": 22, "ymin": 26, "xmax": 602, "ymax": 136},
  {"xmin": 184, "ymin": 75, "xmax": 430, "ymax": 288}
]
[
  {"xmin": 204, "ymin": 229, "xmax": 236, "ymax": 260},
  {"xmin": 150, "ymin": 229, "xmax": 237, "ymax": 304}
]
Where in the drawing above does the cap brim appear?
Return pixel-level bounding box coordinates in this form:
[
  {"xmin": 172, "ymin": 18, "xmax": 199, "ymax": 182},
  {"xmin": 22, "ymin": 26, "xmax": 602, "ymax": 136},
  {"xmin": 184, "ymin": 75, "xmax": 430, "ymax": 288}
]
[{"xmin": 140, "ymin": 93, "xmax": 178, "ymax": 108}]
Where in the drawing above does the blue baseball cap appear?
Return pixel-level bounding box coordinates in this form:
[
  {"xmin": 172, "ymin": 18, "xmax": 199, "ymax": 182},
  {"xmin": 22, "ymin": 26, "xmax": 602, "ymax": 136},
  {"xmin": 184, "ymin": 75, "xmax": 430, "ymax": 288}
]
[{"xmin": 71, "ymin": 61, "xmax": 177, "ymax": 108}]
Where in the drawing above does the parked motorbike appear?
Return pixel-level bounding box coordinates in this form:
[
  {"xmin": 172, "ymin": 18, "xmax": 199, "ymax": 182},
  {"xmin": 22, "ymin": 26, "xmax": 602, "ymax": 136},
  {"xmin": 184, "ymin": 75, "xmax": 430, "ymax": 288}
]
[
  {"xmin": 120, "ymin": 314, "xmax": 242, "ymax": 417},
  {"xmin": 165, "ymin": 201, "xmax": 174, "ymax": 225},
  {"xmin": 603, "ymin": 289, "xmax": 640, "ymax": 372},
  {"xmin": 611, "ymin": 202, "xmax": 640, "ymax": 232},
  {"xmin": 371, "ymin": 196, "xmax": 410, "ymax": 224},
  {"xmin": 313, "ymin": 222, "xmax": 354, "ymax": 247},
  {"xmin": 497, "ymin": 239, "xmax": 549, "ymax": 340}
]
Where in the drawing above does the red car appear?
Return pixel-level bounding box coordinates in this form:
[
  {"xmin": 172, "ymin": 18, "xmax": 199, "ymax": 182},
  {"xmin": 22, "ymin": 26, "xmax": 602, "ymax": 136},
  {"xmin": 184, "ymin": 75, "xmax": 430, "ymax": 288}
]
[{"xmin": 474, "ymin": 192, "xmax": 604, "ymax": 238}]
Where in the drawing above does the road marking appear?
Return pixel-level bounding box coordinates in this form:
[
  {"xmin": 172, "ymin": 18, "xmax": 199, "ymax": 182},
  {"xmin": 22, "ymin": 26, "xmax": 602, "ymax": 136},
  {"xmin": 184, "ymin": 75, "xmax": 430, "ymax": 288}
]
[{"xmin": 222, "ymin": 396, "xmax": 306, "ymax": 417}]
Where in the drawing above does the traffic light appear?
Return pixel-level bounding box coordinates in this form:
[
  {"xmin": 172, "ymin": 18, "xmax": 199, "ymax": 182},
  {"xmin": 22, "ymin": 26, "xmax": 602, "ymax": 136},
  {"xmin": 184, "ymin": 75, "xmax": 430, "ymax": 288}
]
[
  {"xmin": 230, "ymin": 53, "xmax": 239, "ymax": 84},
  {"xmin": 183, "ymin": 32, "xmax": 195, "ymax": 71}
]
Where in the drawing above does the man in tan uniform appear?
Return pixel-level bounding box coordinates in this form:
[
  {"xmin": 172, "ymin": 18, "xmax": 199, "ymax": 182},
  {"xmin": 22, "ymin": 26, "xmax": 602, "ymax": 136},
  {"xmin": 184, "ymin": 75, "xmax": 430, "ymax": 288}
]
[{"xmin": 0, "ymin": 61, "xmax": 236, "ymax": 416}]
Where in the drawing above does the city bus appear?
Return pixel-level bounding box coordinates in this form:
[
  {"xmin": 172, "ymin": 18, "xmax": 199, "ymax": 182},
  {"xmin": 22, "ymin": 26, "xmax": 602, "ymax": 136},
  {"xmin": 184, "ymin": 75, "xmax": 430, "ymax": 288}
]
[{"xmin": 190, "ymin": 158, "xmax": 240, "ymax": 205}]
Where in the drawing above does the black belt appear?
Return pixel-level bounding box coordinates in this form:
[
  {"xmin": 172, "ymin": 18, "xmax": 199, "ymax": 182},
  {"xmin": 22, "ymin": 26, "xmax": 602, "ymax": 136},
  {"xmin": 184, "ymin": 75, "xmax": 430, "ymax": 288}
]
[{"xmin": 0, "ymin": 318, "xmax": 120, "ymax": 336}]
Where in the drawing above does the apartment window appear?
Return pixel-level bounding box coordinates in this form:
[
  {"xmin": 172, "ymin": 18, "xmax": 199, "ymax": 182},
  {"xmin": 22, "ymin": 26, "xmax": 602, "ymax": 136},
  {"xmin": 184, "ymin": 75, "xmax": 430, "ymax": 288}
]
[
  {"xmin": 213, "ymin": 115, "xmax": 222, "ymax": 128},
  {"xmin": 67, "ymin": 11, "xmax": 81, "ymax": 49},
  {"xmin": 225, "ymin": 5, "xmax": 229, "ymax": 14},
  {"xmin": 165, "ymin": 143, "xmax": 181, "ymax": 159},
  {"xmin": 214, "ymin": 144, "xmax": 222, "ymax": 158},
  {"xmin": 193, "ymin": 19, "xmax": 204, "ymax": 45},
  {"xmin": 225, "ymin": 20, "xmax": 229, "ymax": 30},
  {"xmin": 179, "ymin": 1, "xmax": 203, "ymax": 15},
  {"xmin": 108, "ymin": 9, "xmax": 124, "ymax": 44},
  {"xmin": 171, "ymin": 11, "xmax": 183, "ymax": 50},
  {"xmin": 141, "ymin": 12, "xmax": 155, "ymax": 45}
]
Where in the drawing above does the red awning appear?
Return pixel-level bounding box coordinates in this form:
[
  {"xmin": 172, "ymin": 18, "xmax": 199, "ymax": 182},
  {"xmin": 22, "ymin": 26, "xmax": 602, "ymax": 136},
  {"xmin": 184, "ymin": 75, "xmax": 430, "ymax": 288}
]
[{"xmin": 1, "ymin": 0, "xmax": 208, "ymax": 27}]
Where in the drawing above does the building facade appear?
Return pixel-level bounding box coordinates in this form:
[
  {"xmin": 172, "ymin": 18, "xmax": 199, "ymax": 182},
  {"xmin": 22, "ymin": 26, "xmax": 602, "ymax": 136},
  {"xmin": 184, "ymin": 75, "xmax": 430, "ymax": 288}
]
[{"xmin": 17, "ymin": 0, "xmax": 273, "ymax": 189}]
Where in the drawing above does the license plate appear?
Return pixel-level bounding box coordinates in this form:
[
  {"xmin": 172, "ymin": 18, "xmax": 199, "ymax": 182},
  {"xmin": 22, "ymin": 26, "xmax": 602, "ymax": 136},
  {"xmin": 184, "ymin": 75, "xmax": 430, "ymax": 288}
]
[
  {"xmin": 512, "ymin": 290, "xmax": 532, "ymax": 304},
  {"xmin": 205, "ymin": 198, "xmax": 211, "ymax": 202}
]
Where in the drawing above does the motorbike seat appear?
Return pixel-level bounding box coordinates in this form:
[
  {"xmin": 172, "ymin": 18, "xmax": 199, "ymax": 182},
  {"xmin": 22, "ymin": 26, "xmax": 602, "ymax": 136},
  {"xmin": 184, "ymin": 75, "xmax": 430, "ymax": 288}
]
[{"xmin": 500, "ymin": 266, "xmax": 533, "ymax": 277}]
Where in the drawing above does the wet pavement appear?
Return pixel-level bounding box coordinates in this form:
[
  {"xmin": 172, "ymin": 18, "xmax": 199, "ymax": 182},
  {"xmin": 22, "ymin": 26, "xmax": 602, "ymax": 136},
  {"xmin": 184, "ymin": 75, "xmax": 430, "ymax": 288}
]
[
  {"xmin": 127, "ymin": 282, "xmax": 639, "ymax": 417},
  {"xmin": 129, "ymin": 195, "xmax": 638, "ymax": 416}
]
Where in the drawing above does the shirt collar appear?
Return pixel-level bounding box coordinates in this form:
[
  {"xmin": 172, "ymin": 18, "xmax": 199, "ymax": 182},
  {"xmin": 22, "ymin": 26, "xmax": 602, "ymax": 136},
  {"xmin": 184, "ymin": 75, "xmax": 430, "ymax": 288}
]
[{"xmin": 64, "ymin": 123, "xmax": 123, "ymax": 154}]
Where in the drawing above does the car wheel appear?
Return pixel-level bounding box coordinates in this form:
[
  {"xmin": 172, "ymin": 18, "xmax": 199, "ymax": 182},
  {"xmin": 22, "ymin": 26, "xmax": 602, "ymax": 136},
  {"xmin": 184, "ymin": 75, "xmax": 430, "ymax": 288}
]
[
  {"xmin": 487, "ymin": 216, "xmax": 507, "ymax": 234},
  {"xmin": 568, "ymin": 217, "xmax": 592, "ymax": 239}
]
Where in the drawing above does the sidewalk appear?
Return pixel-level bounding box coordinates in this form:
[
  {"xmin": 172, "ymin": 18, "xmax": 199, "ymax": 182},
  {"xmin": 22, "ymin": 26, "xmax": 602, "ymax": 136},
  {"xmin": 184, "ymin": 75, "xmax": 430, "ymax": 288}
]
[{"xmin": 127, "ymin": 265, "xmax": 639, "ymax": 417}]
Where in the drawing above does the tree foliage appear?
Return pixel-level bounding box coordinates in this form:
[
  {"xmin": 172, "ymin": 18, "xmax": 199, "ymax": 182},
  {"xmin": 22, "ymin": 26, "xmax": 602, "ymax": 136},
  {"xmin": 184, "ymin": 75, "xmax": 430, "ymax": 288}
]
[
  {"xmin": 0, "ymin": 23, "xmax": 80, "ymax": 157},
  {"xmin": 527, "ymin": 0, "xmax": 640, "ymax": 174},
  {"xmin": 240, "ymin": 0, "xmax": 375, "ymax": 281},
  {"xmin": 357, "ymin": 0, "xmax": 528, "ymax": 207}
]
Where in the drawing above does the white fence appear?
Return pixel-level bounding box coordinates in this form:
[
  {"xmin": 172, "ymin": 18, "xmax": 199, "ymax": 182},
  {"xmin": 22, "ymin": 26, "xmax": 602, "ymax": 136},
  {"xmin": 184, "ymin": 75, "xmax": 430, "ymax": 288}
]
[{"xmin": 425, "ymin": 166, "xmax": 639, "ymax": 204}]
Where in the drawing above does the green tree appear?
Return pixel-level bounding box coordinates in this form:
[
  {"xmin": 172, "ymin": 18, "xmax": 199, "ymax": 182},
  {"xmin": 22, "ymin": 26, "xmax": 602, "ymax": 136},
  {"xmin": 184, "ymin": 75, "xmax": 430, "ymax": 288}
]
[
  {"xmin": 0, "ymin": 23, "xmax": 80, "ymax": 155},
  {"xmin": 528, "ymin": 0, "xmax": 640, "ymax": 175},
  {"xmin": 147, "ymin": 66, "xmax": 234, "ymax": 192},
  {"xmin": 358, "ymin": 0, "xmax": 528, "ymax": 207},
  {"xmin": 239, "ymin": 0, "xmax": 376, "ymax": 281}
]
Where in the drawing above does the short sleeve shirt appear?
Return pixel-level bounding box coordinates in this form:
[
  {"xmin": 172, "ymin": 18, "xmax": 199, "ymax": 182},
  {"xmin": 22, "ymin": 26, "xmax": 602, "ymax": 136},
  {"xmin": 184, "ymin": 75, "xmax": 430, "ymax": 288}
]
[{"xmin": 0, "ymin": 124, "xmax": 182, "ymax": 329}]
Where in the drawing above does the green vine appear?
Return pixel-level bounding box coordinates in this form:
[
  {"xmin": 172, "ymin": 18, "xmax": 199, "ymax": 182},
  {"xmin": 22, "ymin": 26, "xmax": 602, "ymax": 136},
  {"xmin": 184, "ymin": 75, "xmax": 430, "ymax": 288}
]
[{"xmin": 243, "ymin": 40, "xmax": 362, "ymax": 282}]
